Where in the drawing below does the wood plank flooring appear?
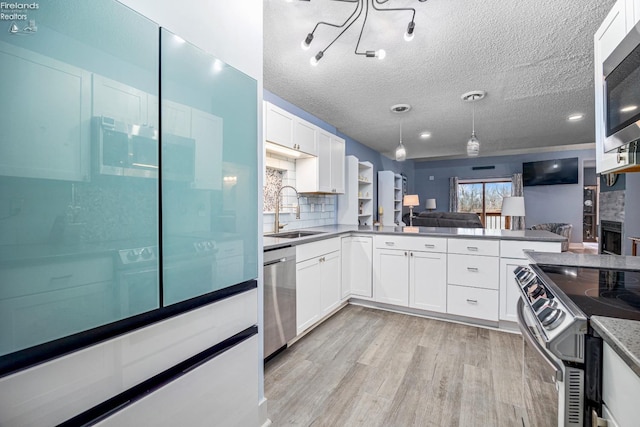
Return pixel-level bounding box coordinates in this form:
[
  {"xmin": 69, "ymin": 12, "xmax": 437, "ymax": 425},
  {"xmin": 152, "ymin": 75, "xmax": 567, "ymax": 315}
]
[{"xmin": 265, "ymin": 305, "xmax": 556, "ymax": 427}]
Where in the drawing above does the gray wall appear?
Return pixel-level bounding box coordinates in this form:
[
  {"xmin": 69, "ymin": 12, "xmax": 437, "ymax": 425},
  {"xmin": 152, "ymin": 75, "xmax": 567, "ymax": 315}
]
[
  {"xmin": 414, "ymin": 149, "xmax": 596, "ymax": 243},
  {"xmin": 624, "ymin": 173, "xmax": 640, "ymax": 255}
]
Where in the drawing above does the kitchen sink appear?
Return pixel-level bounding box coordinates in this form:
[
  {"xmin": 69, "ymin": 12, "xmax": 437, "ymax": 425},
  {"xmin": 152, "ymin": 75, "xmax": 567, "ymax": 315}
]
[{"xmin": 267, "ymin": 231, "xmax": 325, "ymax": 239}]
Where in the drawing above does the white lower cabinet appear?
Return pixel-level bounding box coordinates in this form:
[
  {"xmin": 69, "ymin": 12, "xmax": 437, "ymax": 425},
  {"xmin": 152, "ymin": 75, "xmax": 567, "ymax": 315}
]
[
  {"xmin": 374, "ymin": 248, "xmax": 410, "ymax": 306},
  {"xmin": 409, "ymin": 251, "xmax": 447, "ymax": 313},
  {"xmin": 95, "ymin": 335, "xmax": 259, "ymax": 427},
  {"xmin": 602, "ymin": 342, "xmax": 640, "ymax": 427},
  {"xmin": 447, "ymin": 285, "xmax": 499, "ymax": 321},
  {"xmin": 341, "ymin": 236, "xmax": 373, "ymax": 299},
  {"xmin": 499, "ymin": 258, "xmax": 528, "ymax": 322},
  {"xmin": 296, "ymin": 238, "xmax": 342, "ymax": 335}
]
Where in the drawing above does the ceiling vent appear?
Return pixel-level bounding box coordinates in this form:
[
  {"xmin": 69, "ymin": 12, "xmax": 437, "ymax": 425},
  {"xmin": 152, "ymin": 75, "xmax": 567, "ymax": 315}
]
[{"xmin": 390, "ymin": 104, "xmax": 411, "ymax": 113}]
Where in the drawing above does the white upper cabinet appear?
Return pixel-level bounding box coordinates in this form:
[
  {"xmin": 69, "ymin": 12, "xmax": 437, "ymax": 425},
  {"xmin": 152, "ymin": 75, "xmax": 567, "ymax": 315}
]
[
  {"xmin": 594, "ymin": 0, "xmax": 640, "ymax": 174},
  {"xmin": 162, "ymin": 100, "xmax": 192, "ymax": 138},
  {"xmin": 0, "ymin": 42, "xmax": 91, "ymax": 182},
  {"xmin": 264, "ymin": 101, "xmax": 317, "ymax": 156},
  {"xmin": 297, "ymin": 130, "xmax": 345, "ymax": 194}
]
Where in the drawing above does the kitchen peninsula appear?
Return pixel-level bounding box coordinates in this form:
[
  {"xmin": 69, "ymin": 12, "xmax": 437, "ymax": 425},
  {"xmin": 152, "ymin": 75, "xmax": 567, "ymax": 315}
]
[{"xmin": 264, "ymin": 225, "xmax": 565, "ymax": 338}]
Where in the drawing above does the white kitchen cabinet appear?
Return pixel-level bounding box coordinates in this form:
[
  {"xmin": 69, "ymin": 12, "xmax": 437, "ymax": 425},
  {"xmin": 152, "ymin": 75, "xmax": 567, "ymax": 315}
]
[
  {"xmin": 594, "ymin": 0, "xmax": 636, "ymax": 174},
  {"xmin": 162, "ymin": 99, "xmax": 192, "ymax": 138},
  {"xmin": 92, "ymin": 74, "xmax": 149, "ymax": 126},
  {"xmin": 296, "ymin": 238, "xmax": 342, "ymax": 334},
  {"xmin": 297, "ymin": 131, "xmax": 345, "ymax": 194},
  {"xmin": 0, "ymin": 42, "xmax": 91, "ymax": 182},
  {"xmin": 499, "ymin": 258, "xmax": 527, "ymax": 323},
  {"xmin": 337, "ymin": 157, "xmax": 373, "ymax": 225},
  {"xmin": 374, "ymin": 248, "xmax": 410, "ymax": 306},
  {"xmin": 264, "ymin": 101, "xmax": 317, "ymax": 156},
  {"xmin": 447, "ymin": 254, "xmax": 499, "ymax": 290},
  {"xmin": 341, "ymin": 236, "xmax": 373, "ymax": 299},
  {"xmin": 409, "ymin": 251, "xmax": 447, "ymax": 313},
  {"xmin": 190, "ymin": 108, "xmax": 223, "ymax": 190},
  {"xmin": 602, "ymin": 342, "xmax": 640, "ymax": 427},
  {"xmin": 447, "ymin": 285, "xmax": 499, "ymax": 322},
  {"xmin": 378, "ymin": 171, "xmax": 403, "ymax": 226}
]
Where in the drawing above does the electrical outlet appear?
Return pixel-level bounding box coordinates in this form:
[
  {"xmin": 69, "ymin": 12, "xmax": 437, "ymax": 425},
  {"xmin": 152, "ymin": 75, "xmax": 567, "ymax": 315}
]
[{"xmin": 10, "ymin": 198, "xmax": 23, "ymax": 215}]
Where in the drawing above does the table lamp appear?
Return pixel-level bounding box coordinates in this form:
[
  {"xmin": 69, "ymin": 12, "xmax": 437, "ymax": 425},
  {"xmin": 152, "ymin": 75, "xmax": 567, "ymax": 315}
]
[
  {"xmin": 426, "ymin": 198, "xmax": 436, "ymax": 212},
  {"xmin": 403, "ymin": 194, "xmax": 420, "ymax": 227},
  {"xmin": 501, "ymin": 196, "xmax": 525, "ymax": 230}
]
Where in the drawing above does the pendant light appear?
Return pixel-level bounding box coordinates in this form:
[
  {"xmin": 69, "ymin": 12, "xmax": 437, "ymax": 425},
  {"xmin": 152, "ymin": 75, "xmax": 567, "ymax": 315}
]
[
  {"xmin": 461, "ymin": 90, "xmax": 486, "ymax": 157},
  {"xmin": 395, "ymin": 122, "xmax": 407, "ymax": 162}
]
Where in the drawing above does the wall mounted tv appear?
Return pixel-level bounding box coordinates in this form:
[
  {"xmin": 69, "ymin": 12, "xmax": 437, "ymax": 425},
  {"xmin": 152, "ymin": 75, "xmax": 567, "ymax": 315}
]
[{"xmin": 522, "ymin": 157, "xmax": 579, "ymax": 186}]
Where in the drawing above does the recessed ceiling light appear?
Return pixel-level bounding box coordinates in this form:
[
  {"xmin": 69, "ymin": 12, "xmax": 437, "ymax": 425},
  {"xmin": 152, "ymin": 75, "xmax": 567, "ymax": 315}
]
[
  {"xmin": 620, "ymin": 105, "xmax": 638, "ymax": 113},
  {"xmin": 567, "ymin": 113, "xmax": 584, "ymax": 121},
  {"xmin": 419, "ymin": 131, "xmax": 431, "ymax": 139}
]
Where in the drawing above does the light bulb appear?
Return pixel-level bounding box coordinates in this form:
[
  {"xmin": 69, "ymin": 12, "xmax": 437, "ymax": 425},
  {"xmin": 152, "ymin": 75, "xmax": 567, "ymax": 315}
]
[
  {"xmin": 395, "ymin": 142, "xmax": 406, "ymax": 161},
  {"xmin": 310, "ymin": 51, "xmax": 323, "ymax": 66},
  {"xmin": 404, "ymin": 21, "xmax": 415, "ymax": 42},
  {"xmin": 404, "ymin": 31, "xmax": 414, "ymax": 42},
  {"xmin": 301, "ymin": 33, "xmax": 313, "ymax": 51},
  {"xmin": 376, "ymin": 49, "xmax": 386, "ymax": 60}
]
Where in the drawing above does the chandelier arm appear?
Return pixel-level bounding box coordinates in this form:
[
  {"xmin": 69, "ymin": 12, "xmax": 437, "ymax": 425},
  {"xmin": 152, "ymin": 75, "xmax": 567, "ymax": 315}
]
[
  {"xmin": 354, "ymin": 0, "xmax": 370, "ymax": 55},
  {"xmin": 311, "ymin": 0, "xmax": 361, "ymax": 35},
  {"xmin": 318, "ymin": 0, "xmax": 364, "ymax": 55},
  {"xmin": 372, "ymin": 0, "xmax": 416, "ymax": 23}
]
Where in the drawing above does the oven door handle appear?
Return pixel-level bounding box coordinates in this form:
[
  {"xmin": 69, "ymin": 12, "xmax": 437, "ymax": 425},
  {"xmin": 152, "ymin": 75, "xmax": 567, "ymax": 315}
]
[{"xmin": 517, "ymin": 298, "xmax": 563, "ymax": 382}]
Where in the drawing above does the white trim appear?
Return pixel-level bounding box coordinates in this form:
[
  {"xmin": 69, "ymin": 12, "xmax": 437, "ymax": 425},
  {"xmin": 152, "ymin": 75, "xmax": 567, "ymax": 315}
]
[{"xmin": 458, "ymin": 177, "xmax": 512, "ymax": 184}]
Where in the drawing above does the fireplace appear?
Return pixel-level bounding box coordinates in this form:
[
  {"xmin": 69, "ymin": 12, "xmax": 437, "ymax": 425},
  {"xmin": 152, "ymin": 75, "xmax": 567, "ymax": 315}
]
[{"xmin": 600, "ymin": 220, "xmax": 623, "ymax": 255}]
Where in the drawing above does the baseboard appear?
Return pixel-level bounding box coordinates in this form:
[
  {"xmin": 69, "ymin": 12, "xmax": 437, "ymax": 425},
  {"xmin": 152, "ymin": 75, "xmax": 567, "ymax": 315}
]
[{"xmin": 259, "ymin": 397, "xmax": 271, "ymax": 427}]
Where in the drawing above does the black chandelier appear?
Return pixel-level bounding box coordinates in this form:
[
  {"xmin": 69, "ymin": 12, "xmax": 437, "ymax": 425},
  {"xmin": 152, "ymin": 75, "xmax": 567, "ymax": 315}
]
[{"xmin": 299, "ymin": 0, "xmax": 427, "ymax": 66}]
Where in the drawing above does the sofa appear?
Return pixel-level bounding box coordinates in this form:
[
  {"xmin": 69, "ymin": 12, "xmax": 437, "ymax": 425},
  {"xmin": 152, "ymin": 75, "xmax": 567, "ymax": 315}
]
[
  {"xmin": 529, "ymin": 223, "xmax": 572, "ymax": 252},
  {"xmin": 402, "ymin": 211, "xmax": 483, "ymax": 228}
]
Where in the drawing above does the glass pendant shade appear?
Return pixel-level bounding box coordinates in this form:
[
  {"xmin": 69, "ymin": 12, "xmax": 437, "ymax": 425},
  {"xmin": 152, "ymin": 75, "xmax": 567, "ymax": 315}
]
[
  {"xmin": 395, "ymin": 142, "xmax": 407, "ymax": 161},
  {"xmin": 467, "ymin": 132, "xmax": 480, "ymax": 157}
]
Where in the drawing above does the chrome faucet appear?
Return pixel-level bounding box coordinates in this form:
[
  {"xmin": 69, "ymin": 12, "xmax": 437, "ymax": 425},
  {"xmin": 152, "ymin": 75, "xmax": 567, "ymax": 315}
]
[{"xmin": 274, "ymin": 185, "xmax": 300, "ymax": 233}]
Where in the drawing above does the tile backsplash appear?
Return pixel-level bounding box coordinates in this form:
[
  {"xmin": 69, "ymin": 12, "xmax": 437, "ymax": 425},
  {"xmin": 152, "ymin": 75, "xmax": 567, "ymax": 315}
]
[{"xmin": 263, "ymin": 153, "xmax": 336, "ymax": 232}]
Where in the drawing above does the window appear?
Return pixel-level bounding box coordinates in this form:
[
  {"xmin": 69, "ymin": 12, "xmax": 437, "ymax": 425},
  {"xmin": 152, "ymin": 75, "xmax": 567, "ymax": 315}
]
[{"xmin": 457, "ymin": 180, "xmax": 512, "ymax": 229}]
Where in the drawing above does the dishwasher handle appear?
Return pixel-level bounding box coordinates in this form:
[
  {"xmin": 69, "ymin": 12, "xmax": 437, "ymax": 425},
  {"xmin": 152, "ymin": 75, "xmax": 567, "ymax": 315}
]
[{"xmin": 264, "ymin": 257, "xmax": 288, "ymax": 267}]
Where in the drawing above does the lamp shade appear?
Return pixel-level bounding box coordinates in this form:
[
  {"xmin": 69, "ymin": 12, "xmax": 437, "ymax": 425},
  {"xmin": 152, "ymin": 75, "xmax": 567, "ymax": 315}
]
[
  {"xmin": 403, "ymin": 194, "xmax": 419, "ymax": 207},
  {"xmin": 501, "ymin": 196, "xmax": 525, "ymax": 216},
  {"xmin": 425, "ymin": 198, "xmax": 436, "ymax": 210}
]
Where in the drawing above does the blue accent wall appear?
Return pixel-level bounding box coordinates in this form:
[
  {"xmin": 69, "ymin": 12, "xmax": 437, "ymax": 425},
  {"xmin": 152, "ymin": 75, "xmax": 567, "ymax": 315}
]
[{"xmin": 413, "ymin": 149, "xmax": 596, "ymax": 243}]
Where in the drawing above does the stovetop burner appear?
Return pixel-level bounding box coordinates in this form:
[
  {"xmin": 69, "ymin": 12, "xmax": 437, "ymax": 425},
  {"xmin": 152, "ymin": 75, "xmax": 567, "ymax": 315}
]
[{"xmin": 538, "ymin": 265, "xmax": 640, "ymax": 321}]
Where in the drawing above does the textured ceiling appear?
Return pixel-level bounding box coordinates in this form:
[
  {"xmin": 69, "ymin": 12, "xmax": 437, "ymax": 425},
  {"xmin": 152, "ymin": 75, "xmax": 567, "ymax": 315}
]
[{"xmin": 264, "ymin": 0, "xmax": 617, "ymax": 161}]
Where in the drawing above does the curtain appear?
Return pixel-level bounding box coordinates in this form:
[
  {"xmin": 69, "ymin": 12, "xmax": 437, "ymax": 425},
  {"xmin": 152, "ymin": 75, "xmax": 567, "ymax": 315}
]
[
  {"xmin": 511, "ymin": 173, "xmax": 525, "ymax": 230},
  {"xmin": 449, "ymin": 177, "xmax": 459, "ymax": 212}
]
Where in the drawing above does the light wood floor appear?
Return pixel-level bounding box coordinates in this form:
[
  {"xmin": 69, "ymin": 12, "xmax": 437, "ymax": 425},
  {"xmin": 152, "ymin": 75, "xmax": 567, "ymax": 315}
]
[{"xmin": 265, "ymin": 305, "xmax": 556, "ymax": 427}]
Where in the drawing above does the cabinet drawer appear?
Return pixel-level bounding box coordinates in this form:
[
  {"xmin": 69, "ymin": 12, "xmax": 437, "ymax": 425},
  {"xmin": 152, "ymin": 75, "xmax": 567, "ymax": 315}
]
[
  {"xmin": 448, "ymin": 238, "xmax": 499, "ymax": 256},
  {"xmin": 447, "ymin": 285, "xmax": 498, "ymax": 321},
  {"xmin": 448, "ymin": 254, "xmax": 499, "ymax": 290},
  {"xmin": 296, "ymin": 237, "xmax": 341, "ymax": 262},
  {"xmin": 500, "ymin": 240, "xmax": 561, "ymax": 259},
  {"xmin": 0, "ymin": 256, "xmax": 114, "ymax": 299},
  {"xmin": 375, "ymin": 235, "xmax": 445, "ymax": 252}
]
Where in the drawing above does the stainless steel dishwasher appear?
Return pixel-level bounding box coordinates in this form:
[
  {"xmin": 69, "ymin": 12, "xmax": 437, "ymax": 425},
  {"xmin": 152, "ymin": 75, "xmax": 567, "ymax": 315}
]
[{"xmin": 263, "ymin": 246, "xmax": 296, "ymax": 359}]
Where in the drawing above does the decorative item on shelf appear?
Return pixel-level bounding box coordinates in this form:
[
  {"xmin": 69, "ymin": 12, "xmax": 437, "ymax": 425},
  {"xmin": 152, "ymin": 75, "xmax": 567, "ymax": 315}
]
[
  {"xmin": 403, "ymin": 194, "xmax": 419, "ymax": 227},
  {"xmin": 359, "ymin": 201, "xmax": 363, "ymax": 214},
  {"xmin": 461, "ymin": 90, "xmax": 486, "ymax": 157},
  {"xmin": 425, "ymin": 198, "xmax": 436, "ymax": 212},
  {"xmin": 300, "ymin": 0, "xmax": 423, "ymax": 66},
  {"xmin": 501, "ymin": 196, "xmax": 525, "ymax": 230}
]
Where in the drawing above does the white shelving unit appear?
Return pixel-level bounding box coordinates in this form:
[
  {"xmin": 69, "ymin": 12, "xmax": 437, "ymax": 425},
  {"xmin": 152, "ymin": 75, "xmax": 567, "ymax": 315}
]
[
  {"xmin": 377, "ymin": 170, "xmax": 402, "ymax": 226},
  {"xmin": 337, "ymin": 156, "xmax": 373, "ymax": 225}
]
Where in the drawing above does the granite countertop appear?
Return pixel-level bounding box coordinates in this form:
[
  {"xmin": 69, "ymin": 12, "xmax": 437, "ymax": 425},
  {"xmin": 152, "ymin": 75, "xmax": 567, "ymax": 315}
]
[
  {"xmin": 526, "ymin": 251, "xmax": 640, "ymax": 271},
  {"xmin": 591, "ymin": 316, "xmax": 640, "ymax": 377},
  {"xmin": 263, "ymin": 224, "xmax": 565, "ymax": 250}
]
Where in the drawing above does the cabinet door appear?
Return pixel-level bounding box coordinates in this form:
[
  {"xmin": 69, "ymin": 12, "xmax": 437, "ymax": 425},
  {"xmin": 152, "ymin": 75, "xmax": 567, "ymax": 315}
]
[
  {"xmin": 265, "ymin": 102, "xmax": 294, "ymax": 148},
  {"xmin": 293, "ymin": 118, "xmax": 317, "ymax": 156},
  {"xmin": 374, "ymin": 249, "xmax": 409, "ymax": 306},
  {"xmin": 190, "ymin": 108, "xmax": 223, "ymax": 190},
  {"xmin": 499, "ymin": 258, "xmax": 527, "ymax": 322},
  {"xmin": 341, "ymin": 236, "xmax": 372, "ymax": 299},
  {"xmin": 92, "ymin": 74, "xmax": 149, "ymax": 125},
  {"xmin": 317, "ymin": 131, "xmax": 332, "ymax": 192},
  {"xmin": 410, "ymin": 251, "xmax": 447, "ymax": 313},
  {"xmin": 320, "ymin": 251, "xmax": 341, "ymax": 315},
  {"xmin": 0, "ymin": 42, "xmax": 91, "ymax": 181},
  {"xmin": 330, "ymin": 135, "xmax": 345, "ymax": 194},
  {"xmin": 162, "ymin": 100, "xmax": 192, "ymax": 138},
  {"xmin": 296, "ymin": 258, "xmax": 322, "ymax": 334}
]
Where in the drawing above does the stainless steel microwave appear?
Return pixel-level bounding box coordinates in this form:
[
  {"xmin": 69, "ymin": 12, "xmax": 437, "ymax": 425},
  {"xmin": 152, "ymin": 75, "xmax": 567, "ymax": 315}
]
[
  {"xmin": 603, "ymin": 22, "xmax": 640, "ymax": 153},
  {"xmin": 93, "ymin": 116, "xmax": 195, "ymax": 181}
]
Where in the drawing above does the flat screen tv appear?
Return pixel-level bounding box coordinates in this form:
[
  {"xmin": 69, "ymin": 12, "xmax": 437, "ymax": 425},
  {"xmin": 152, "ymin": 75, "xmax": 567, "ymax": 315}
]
[{"xmin": 522, "ymin": 157, "xmax": 579, "ymax": 186}]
